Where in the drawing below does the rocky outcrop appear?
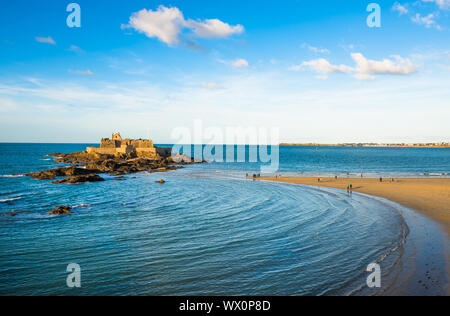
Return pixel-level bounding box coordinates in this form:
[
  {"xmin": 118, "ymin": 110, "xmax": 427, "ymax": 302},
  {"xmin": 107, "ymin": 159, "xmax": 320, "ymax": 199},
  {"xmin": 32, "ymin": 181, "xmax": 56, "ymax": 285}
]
[
  {"xmin": 168, "ymin": 153, "xmax": 205, "ymax": 164},
  {"xmin": 52, "ymin": 174, "xmax": 105, "ymax": 184},
  {"xmin": 156, "ymin": 147, "xmax": 172, "ymax": 158},
  {"xmin": 49, "ymin": 206, "xmax": 72, "ymax": 215},
  {"xmin": 27, "ymin": 166, "xmax": 101, "ymax": 180},
  {"xmin": 83, "ymin": 158, "xmax": 182, "ymax": 175},
  {"xmin": 28, "ymin": 148, "xmax": 205, "ymax": 184}
]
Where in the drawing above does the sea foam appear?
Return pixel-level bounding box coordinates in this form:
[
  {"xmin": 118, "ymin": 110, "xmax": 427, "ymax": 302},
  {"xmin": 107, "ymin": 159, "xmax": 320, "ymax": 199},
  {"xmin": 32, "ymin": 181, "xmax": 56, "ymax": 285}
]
[{"xmin": 0, "ymin": 197, "xmax": 22, "ymax": 203}]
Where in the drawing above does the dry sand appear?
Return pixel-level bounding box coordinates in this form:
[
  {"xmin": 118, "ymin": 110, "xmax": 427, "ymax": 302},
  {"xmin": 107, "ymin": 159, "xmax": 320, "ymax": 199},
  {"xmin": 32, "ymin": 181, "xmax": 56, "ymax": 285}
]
[{"xmin": 257, "ymin": 176, "xmax": 450, "ymax": 235}]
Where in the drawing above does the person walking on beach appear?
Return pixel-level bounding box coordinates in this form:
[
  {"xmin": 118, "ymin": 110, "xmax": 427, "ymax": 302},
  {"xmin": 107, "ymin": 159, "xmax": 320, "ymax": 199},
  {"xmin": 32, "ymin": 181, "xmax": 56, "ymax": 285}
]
[{"xmin": 380, "ymin": 177, "xmax": 383, "ymax": 183}]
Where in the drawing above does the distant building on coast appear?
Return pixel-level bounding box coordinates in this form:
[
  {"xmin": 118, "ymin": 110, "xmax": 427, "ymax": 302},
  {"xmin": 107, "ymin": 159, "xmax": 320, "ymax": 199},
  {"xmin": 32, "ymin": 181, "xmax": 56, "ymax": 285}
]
[
  {"xmin": 87, "ymin": 132, "xmax": 157, "ymax": 156},
  {"xmin": 279, "ymin": 142, "xmax": 450, "ymax": 148}
]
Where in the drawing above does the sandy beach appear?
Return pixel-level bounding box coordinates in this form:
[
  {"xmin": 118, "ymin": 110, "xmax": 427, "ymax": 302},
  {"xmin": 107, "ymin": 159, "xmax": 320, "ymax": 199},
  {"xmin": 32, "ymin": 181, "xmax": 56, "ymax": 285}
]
[{"xmin": 257, "ymin": 176, "xmax": 450, "ymax": 235}]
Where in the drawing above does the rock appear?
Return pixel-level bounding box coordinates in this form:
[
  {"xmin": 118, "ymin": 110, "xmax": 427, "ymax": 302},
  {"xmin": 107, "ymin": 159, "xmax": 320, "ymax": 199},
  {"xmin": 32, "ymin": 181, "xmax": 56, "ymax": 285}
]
[
  {"xmin": 52, "ymin": 174, "xmax": 105, "ymax": 184},
  {"xmin": 27, "ymin": 166, "xmax": 101, "ymax": 180},
  {"xmin": 156, "ymin": 147, "xmax": 172, "ymax": 158},
  {"xmin": 49, "ymin": 206, "xmax": 72, "ymax": 215},
  {"xmin": 136, "ymin": 151, "xmax": 158, "ymax": 159},
  {"xmin": 167, "ymin": 154, "xmax": 207, "ymax": 164},
  {"xmin": 1, "ymin": 211, "xmax": 17, "ymax": 217},
  {"xmin": 114, "ymin": 152, "xmax": 127, "ymax": 159},
  {"xmin": 170, "ymin": 153, "xmax": 193, "ymax": 163},
  {"xmin": 156, "ymin": 179, "xmax": 166, "ymax": 184},
  {"xmin": 26, "ymin": 172, "xmax": 55, "ymax": 180}
]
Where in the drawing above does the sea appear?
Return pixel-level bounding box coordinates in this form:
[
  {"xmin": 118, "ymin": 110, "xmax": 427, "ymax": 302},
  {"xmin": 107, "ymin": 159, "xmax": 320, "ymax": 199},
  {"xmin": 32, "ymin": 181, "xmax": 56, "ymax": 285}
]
[{"xmin": 0, "ymin": 144, "xmax": 449, "ymax": 295}]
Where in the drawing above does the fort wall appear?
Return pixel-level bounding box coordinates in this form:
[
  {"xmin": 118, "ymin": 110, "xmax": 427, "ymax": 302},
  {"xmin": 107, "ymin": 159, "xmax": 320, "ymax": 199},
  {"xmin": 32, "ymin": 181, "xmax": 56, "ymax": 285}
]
[
  {"xmin": 131, "ymin": 140, "xmax": 154, "ymax": 148},
  {"xmin": 87, "ymin": 133, "xmax": 157, "ymax": 157},
  {"xmin": 100, "ymin": 139, "xmax": 116, "ymax": 148},
  {"xmin": 86, "ymin": 147, "xmax": 117, "ymax": 155}
]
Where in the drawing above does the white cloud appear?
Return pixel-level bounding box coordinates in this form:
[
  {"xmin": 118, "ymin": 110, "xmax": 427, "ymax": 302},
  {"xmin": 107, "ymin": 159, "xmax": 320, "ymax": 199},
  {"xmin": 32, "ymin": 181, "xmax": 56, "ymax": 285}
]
[
  {"xmin": 1, "ymin": 73, "xmax": 449, "ymax": 143},
  {"xmin": 291, "ymin": 59, "xmax": 353, "ymax": 76},
  {"xmin": 202, "ymin": 82, "xmax": 223, "ymax": 89},
  {"xmin": 392, "ymin": 2, "xmax": 409, "ymax": 15},
  {"xmin": 35, "ymin": 36, "xmax": 56, "ymax": 45},
  {"xmin": 122, "ymin": 5, "xmax": 244, "ymax": 46},
  {"xmin": 339, "ymin": 43, "xmax": 360, "ymax": 52},
  {"xmin": 354, "ymin": 73, "xmax": 376, "ymax": 81},
  {"xmin": 231, "ymin": 59, "xmax": 249, "ymax": 68},
  {"xmin": 123, "ymin": 6, "xmax": 185, "ymax": 45},
  {"xmin": 351, "ymin": 53, "xmax": 416, "ymax": 76},
  {"xmin": 68, "ymin": 69, "xmax": 94, "ymax": 76},
  {"xmin": 68, "ymin": 45, "xmax": 85, "ymax": 53},
  {"xmin": 186, "ymin": 19, "xmax": 243, "ymax": 39},
  {"xmin": 292, "ymin": 53, "xmax": 416, "ymax": 80},
  {"xmin": 302, "ymin": 43, "xmax": 330, "ymax": 54},
  {"xmin": 411, "ymin": 13, "xmax": 441, "ymax": 29},
  {"xmin": 422, "ymin": 0, "xmax": 450, "ymax": 10}
]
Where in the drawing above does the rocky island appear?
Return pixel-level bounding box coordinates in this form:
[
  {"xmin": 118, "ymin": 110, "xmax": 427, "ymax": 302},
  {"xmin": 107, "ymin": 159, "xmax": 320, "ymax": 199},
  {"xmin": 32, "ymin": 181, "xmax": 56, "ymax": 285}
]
[{"xmin": 27, "ymin": 133, "xmax": 204, "ymax": 184}]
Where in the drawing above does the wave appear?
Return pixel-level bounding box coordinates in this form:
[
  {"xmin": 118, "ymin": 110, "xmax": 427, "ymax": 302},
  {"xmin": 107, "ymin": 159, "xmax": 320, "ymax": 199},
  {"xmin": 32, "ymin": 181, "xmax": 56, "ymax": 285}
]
[
  {"xmin": 343, "ymin": 193, "xmax": 410, "ymax": 296},
  {"xmin": 1, "ymin": 174, "xmax": 25, "ymax": 178},
  {"xmin": 0, "ymin": 197, "xmax": 21, "ymax": 203},
  {"xmin": 72, "ymin": 204, "xmax": 91, "ymax": 208}
]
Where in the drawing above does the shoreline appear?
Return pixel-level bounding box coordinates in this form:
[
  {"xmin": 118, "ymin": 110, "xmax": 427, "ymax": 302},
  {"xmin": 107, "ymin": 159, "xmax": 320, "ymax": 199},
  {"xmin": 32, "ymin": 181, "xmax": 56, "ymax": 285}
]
[{"xmin": 256, "ymin": 176, "xmax": 450, "ymax": 235}]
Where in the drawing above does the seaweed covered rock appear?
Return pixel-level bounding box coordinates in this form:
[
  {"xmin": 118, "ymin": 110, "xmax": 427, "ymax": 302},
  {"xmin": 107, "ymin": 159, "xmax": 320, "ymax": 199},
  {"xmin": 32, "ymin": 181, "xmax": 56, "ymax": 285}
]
[
  {"xmin": 27, "ymin": 166, "xmax": 101, "ymax": 180},
  {"xmin": 52, "ymin": 174, "xmax": 105, "ymax": 184},
  {"xmin": 49, "ymin": 206, "xmax": 72, "ymax": 215}
]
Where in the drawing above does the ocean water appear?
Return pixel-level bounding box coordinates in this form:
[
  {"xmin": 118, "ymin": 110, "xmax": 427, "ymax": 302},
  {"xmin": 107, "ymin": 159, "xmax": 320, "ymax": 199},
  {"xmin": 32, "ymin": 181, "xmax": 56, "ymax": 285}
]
[
  {"xmin": 0, "ymin": 144, "xmax": 448, "ymax": 295},
  {"xmin": 172, "ymin": 145, "xmax": 450, "ymax": 177}
]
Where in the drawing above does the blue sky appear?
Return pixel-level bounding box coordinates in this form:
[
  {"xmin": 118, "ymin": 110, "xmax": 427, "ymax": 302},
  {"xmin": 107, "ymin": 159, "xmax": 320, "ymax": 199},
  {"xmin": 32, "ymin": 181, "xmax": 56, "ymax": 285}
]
[{"xmin": 0, "ymin": 0, "xmax": 449, "ymax": 143}]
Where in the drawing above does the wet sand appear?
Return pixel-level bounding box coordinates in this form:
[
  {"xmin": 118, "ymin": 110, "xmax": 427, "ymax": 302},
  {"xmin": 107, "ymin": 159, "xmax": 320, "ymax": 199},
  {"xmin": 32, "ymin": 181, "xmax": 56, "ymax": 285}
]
[{"xmin": 257, "ymin": 176, "xmax": 450, "ymax": 235}]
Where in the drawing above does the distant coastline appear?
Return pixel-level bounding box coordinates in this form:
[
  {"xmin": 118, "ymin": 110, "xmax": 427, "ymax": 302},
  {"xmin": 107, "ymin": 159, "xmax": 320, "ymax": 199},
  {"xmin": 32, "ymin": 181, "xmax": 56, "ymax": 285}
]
[{"xmin": 279, "ymin": 142, "xmax": 450, "ymax": 148}]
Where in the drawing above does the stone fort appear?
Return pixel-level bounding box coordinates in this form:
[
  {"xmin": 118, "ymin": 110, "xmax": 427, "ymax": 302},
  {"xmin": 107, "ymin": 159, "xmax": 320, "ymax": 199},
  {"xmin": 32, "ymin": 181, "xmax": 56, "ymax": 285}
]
[{"xmin": 87, "ymin": 133, "xmax": 157, "ymax": 156}]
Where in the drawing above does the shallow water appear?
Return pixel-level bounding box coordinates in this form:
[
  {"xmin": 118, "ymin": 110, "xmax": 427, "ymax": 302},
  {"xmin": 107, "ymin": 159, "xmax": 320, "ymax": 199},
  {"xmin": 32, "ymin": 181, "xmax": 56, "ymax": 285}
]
[{"xmin": 0, "ymin": 144, "xmax": 448, "ymax": 295}]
